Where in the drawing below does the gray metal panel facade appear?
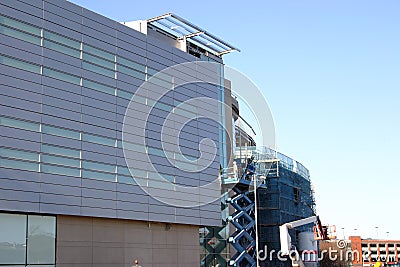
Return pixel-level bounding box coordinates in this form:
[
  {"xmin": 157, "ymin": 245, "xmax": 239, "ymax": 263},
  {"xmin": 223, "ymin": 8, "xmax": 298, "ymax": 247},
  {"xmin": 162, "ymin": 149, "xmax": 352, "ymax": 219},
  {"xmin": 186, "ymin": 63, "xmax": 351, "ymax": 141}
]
[{"xmin": 0, "ymin": 0, "xmax": 222, "ymax": 226}]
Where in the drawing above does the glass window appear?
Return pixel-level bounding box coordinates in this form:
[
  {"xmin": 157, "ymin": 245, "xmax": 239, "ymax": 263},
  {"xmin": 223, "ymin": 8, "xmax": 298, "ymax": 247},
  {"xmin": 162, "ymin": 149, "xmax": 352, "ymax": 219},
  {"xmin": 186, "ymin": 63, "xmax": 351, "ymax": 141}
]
[
  {"xmin": 117, "ymin": 174, "xmax": 136, "ymax": 184},
  {"xmin": 120, "ymin": 94, "xmax": 146, "ymax": 105},
  {"xmin": 0, "ymin": 55, "xmax": 41, "ymax": 74},
  {"xmin": 0, "ymin": 116, "xmax": 40, "ymax": 132},
  {"xmin": 82, "ymin": 79, "xmax": 114, "ymax": 95},
  {"xmin": 41, "ymin": 163, "xmax": 80, "ymax": 177},
  {"xmin": 180, "ymin": 109, "xmax": 198, "ymax": 120},
  {"xmin": 27, "ymin": 216, "xmax": 56, "ymax": 265},
  {"xmin": 0, "ymin": 158, "xmax": 39, "ymax": 172},
  {"xmin": 83, "ymin": 44, "xmax": 114, "ymax": 61},
  {"xmin": 43, "ymin": 40, "xmax": 80, "ymax": 58},
  {"xmin": 83, "ymin": 53, "xmax": 114, "ymax": 70},
  {"xmin": 147, "ymin": 147, "xmax": 165, "ymax": 157},
  {"xmin": 148, "ymin": 76, "xmax": 173, "ymax": 90},
  {"xmin": 42, "ymin": 125, "xmax": 80, "ymax": 140},
  {"xmin": 119, "ymin": 141, "xmax": 146, "ymax": 153},
  {"xmin": 117, "ymin": 64, "xmax": 146, "ymax": 80},
  {"xmin": 0, "ymin": 15, "xmax": 41, "ymax": 36},
  {"xmin": 118, "ymin": 167, "xmax": 146, "ymax": 180},
  {"xmin": 148, "ymin": 178, "xmax": 173, "ymax": 190},
  {"xmin": 82, "ymin": 61, "xmax": 114, "ymax": 78},
  {"xmin": 82, "ymin": 170, "xmax": 115, "ymax": 182},
  {"xmin": 131, "ymin": 168, "xmax": 147, "ymax": 179},
  {"xmin": 43, "ymin": 31, "xmax": 80, "ymax": 50},
  {"xmin": 174, "ymin": 159, "xmax": 197, "ymax": 171},
  {"xmin": 0, "ymin": 147, "xmax": 38, "ymax": 162},
  {"xmin": 41, "ymin": 154, "xmax": 80, "ymax": 168},
  {"xmin": 82, "ymin": 160, "xmax": 115, "ymax": 173},
  {"xmin": 159, "ymin": 173, "xmax": 174, "ymax": 183},
  {"xmin": 0, "ymin": 26, "xmax": 41, "ymax": 45},
  {"xmin": 147, "ymin": 67, "xmax": 172, "ymax": 83},
  {"xmin": 41, "ymin": 144, "xmax": 80, "ymax": 158},
  {"xmin": 42, "ymin": 68, "xmax": 81, "ymax": 85},
  {"xmin": 117, "ymin": 57, "xmax": 145, "ymax": 72},
  {"xmin": 82, "ymin": 133, "xmax": 115, "ymax": 147},
  {"xmin": 0, "ymin": 213, "xmax": 27, "ymax": 264},
  {"xmin": 116, "ymin": 89, "xmax": 133, "ymax": 100},
  {"xmin": 117, "ymin": 166, "xmax": 131, "ymax": 176},
  {"xmin": 154, "ymin": 102, "xmax": 173, "ymax": 112},
  {"xmin": 147, "ymin": 67, "xmax": 158, "ymax": 77}
]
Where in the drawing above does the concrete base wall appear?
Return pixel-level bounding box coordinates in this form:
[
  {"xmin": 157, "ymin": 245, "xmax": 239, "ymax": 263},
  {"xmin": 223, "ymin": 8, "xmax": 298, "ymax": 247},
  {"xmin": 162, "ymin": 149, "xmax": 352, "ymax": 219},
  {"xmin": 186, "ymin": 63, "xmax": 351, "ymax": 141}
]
[{"xmin": 57, "ymin": 215, "xmax": 200, "ymax": 267}]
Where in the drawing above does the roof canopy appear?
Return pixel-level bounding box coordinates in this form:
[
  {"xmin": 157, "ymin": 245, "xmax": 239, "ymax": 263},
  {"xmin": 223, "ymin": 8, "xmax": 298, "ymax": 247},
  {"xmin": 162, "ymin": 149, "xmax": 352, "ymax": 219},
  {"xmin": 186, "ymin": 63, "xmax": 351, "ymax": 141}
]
[{"xmin": 147, "ymin": 13, "xmax": 240, "ymax": 57}]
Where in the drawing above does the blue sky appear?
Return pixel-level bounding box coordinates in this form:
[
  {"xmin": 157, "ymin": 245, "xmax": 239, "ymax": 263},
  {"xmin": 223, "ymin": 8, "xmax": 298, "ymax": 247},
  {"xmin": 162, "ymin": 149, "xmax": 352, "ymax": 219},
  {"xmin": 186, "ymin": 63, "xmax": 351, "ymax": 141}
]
[{"xmin": 70, "ymin": 0, "xmax": 400, "ymax": 239}]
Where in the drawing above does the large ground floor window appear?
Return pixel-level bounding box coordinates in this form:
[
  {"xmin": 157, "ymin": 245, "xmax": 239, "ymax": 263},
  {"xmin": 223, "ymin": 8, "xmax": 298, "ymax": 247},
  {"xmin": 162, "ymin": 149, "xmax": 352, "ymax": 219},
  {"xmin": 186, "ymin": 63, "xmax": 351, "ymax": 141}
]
[{"xmin": 0, "ymin": 212, "xmax": 56, "ymax": 266}]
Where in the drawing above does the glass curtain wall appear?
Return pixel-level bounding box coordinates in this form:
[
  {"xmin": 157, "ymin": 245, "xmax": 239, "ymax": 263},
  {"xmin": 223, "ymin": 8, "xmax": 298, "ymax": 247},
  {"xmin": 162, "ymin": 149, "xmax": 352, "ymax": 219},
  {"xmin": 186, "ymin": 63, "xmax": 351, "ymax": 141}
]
[{"xmin": 0, "ymin": 213, "xmax": 56, "ymax": 267}]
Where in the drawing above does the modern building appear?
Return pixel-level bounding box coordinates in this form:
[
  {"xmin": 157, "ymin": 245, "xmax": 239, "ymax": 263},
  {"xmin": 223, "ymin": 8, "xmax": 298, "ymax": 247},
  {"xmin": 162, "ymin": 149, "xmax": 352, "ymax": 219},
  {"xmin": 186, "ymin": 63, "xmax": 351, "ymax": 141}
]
[
  {"xmin": 0, "ymin": 1, "xmax": 239, "ymax": 266},
  {"xmin": 0, "ymin": 1, "xmax": 318, "ymax": 267}
]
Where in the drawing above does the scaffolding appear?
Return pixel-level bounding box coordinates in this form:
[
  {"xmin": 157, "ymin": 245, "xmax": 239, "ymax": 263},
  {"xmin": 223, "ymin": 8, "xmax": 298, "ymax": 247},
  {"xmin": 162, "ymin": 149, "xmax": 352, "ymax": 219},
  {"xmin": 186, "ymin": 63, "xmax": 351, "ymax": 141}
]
[{"xmin": 201, "ymin": 146, "xmax": 315, "ymax": 267}]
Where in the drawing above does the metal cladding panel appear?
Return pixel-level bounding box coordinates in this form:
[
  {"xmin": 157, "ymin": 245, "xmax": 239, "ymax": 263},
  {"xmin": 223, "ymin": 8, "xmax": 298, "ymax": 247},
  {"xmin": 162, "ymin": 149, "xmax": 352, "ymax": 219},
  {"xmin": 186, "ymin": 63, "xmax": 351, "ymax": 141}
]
[
  {"xmin": 41, "ymin": 114, "xmax": 81, "ymax": 130},
  {"xmin": 41, "ymin": 134, "xmax": 81, "ymax": 150},
  {"xmin": 40, "ymin": 193, "xmax": 81, "ymax": 206},
  {"xmin": 0, "ymin": 168, "xmax": 38, "ymax": 181},
  {"xmin": 1, "ymin": 0, "xmax": 42, "ymax": 18},
  {"xmin": 0, "ymin": 106, "xmax": 41, "ymax": 123},
  {"xmin": 0, "ymin": 199, "xmax": 40, "ymax": 213},
  {"xmin": 0, "ymin": 126, "xmax": 40, "ymax": 143},
  {"xmin": 116, "ymin": 46, "xmax": 147, "ymax": 63},
  {"xmin": 1, "ymin": 136, "xmax": 40, "ymax": 152},
  {"xmin": 44, "ymin": 11, "xmax": 82, "ymax": 31},
  {"xmin": 82, "ymin": 113, "xmax": 116, "ymax": 129},
  {"xmin": 82, "ymin": 25, "xmax": 116, "ymax": 46},
  {"xmin": 43, "ymin": 58, "xmax": 82, "ymax": 76},
  {"xmin": 42, "ymin": 77, "xmax": 81, "ymax": 94},
  {"xmin": 41, "ymin": 183, "xmax": 81, "ymax": 197},
  {"xmin": 0, "ymin": 179, "xmax": 40, "ymax": 194},
  {"xmin": 0, "ymin": 43, "xmax": 41, "ymax": 63},
  {"xmin": 81, "ymin": 150, "xmax": 116, "ymax": 165},
  {"xmin": 82, "ymin": 96, "xmax": 116, "ymax": 112},
  {"xmin": 116, "ymin": 22, "xmax": 147, "ymax": 42},
  {"xmin": 43, "ymin": 1, "xmax": 82, "ymax": 23},
  {"xmin": 39, "ymin": 203, "xmax": 81, "ymax": 216},
  {"xmin": 80, "ymin": 206, "xmax": 117, "ymax": 218},
  {"xmin": 0, "ymin": 190, "xmax": 39, "ymax": 207},
  {"xmin": 82, "ymin": 88, "xmax": 116, "ymax": 105},
  {"xmin": 43, "ymin": 20, "xmax": 82, "ymax": 40},
  {"xmin": 81, "ymin": 105, "xmax": 116, "ymax": 120},
  {"xmin": 42, "ymin": 95, "xmax": 81, "ymax": 112},
  {"xmin": 0, "ymin": 65, "xmax": 41, "ymax": 84},
  {"xmin": 44, "ymin": 0, "xmax": 83, "ymax": 15},
  {"xmin": 0, "ymin": 0, "xmax": 223, "ymax": 227},
  {"xmin": 0, "ymin": 3, "xmax": 42, "ymax": 26},
  {"xmin": 1, "ymin": 74, "xmax": 41, "ymax": 93},
  {"xmin": 42, "ymin": 106, "xmax": 81, "ymax": 122}
]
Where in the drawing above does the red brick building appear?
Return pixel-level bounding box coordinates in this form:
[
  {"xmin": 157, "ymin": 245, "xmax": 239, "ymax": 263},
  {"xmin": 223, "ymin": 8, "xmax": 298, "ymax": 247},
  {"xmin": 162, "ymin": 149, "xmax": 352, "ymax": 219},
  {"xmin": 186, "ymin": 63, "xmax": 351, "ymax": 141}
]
[{"xmin": 349, "ymin": 236, "xmax": 400, "ymax": 267}]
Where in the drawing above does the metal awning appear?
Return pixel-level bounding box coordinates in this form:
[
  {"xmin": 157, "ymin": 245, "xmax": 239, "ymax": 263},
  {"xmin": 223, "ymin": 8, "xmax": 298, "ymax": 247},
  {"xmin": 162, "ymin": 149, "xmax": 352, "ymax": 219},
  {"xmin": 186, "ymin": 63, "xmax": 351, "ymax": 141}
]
[{"xmin": 147, "ymin": 13, "xmax": 240, "ymax": 57}]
